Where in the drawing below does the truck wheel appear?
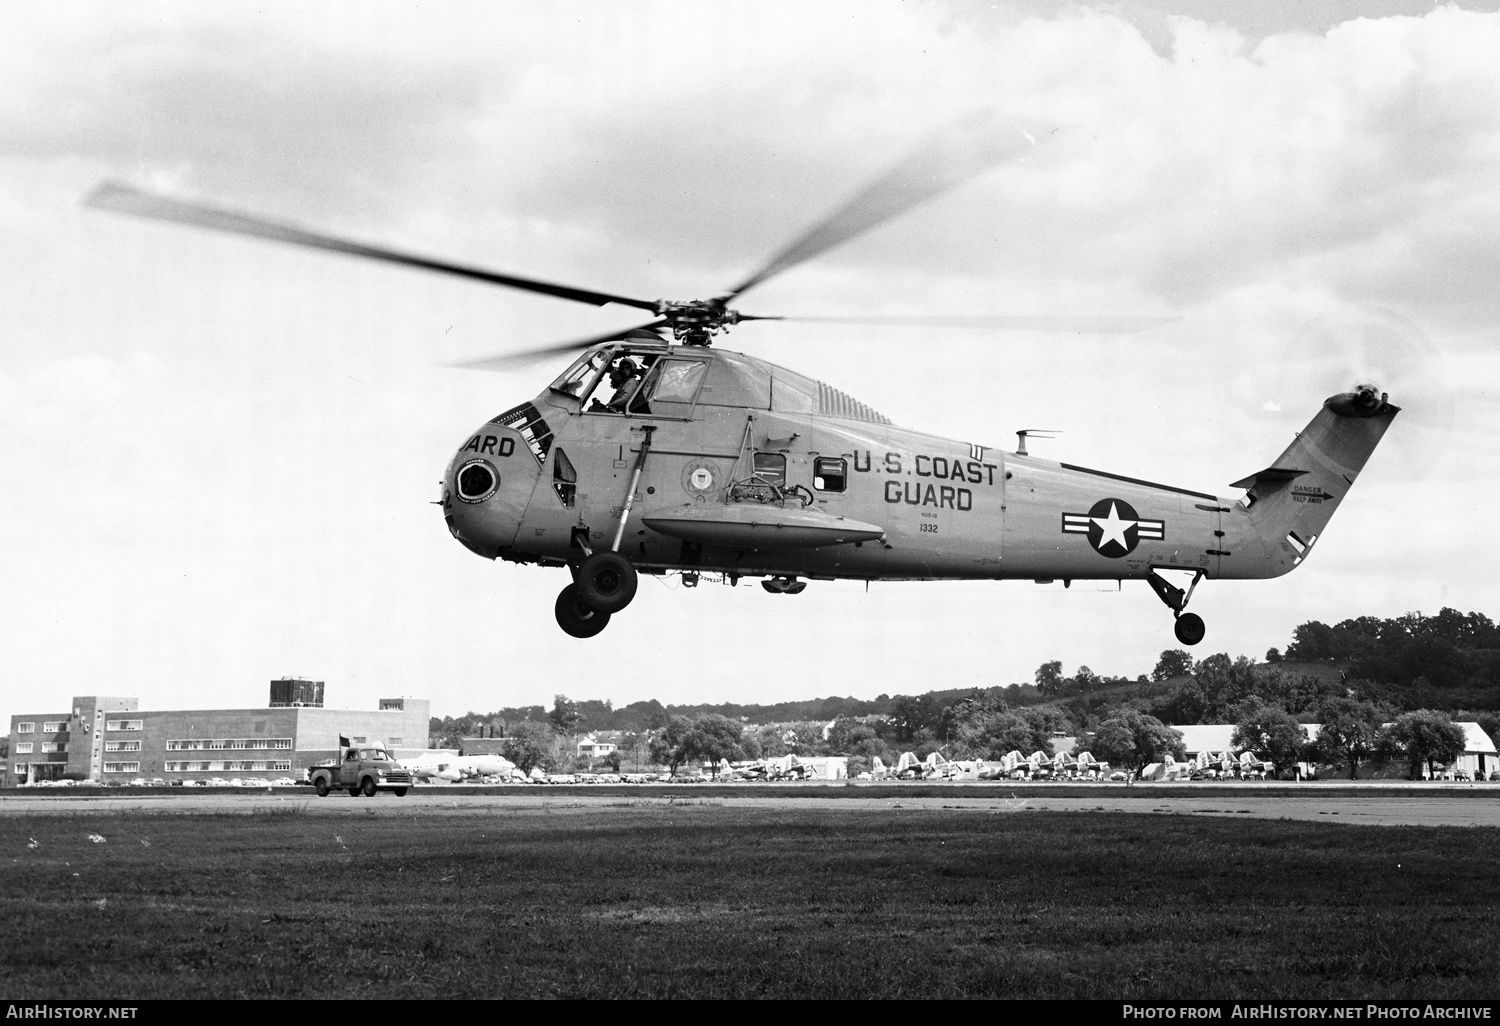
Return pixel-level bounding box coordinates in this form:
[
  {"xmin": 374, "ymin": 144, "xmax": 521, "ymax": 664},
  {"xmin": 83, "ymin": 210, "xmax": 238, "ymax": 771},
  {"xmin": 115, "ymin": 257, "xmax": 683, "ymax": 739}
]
[
  {"xmin": 361, "ymin": 777, "xmax": 377, "ymax": 797},
  {"xmin": 314, "ymin": 778, "xmax": 329, "ymax": 797},
  {"xmin": 349, "ymin": 787, "xmax": 360, "ymax": 797},
  {"xmin": 393, "ymin": 788, "xmax": 408, "ymax": 797}
]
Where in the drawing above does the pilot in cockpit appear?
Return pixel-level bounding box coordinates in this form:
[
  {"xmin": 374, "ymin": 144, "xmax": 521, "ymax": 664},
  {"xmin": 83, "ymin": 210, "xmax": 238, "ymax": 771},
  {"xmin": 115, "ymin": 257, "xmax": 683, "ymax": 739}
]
[{"xmin": 592, "ymin": 358, "xmax": 642, "ymax": 412}]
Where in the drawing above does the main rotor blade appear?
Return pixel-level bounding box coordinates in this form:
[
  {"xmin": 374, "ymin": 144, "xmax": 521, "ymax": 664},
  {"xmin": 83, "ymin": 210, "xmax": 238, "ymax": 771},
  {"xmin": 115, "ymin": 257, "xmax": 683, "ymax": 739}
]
[
  {"xmin": 85, "ymin": 181, "xmax": 661, "ymax": 313},
  {"xmin": 721, "ymin": 110, "xmax": 1044, "ymax": 302},
  {"xmin": 738, "ymin": 314, "xmax": 1175, "ymax": 334},
  {"xmin": 448, "ymin": 321, "xmax": 669, "ymax": 372}
]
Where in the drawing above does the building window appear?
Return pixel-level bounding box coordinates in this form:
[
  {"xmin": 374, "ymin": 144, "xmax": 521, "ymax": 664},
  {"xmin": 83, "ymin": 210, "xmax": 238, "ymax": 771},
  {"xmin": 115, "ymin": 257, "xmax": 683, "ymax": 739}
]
[
  {"xmin": 168, "ymin": 738, "xmax": 292, "ymax": 752},
  {"xmin": 106, "ymin": 719, "xmax": 143, "ymax": 731},
  {"xmin": 165, "ymin": 760, "xmax": 292, "ymax": 773},
  {"xmin": 42, "ymin": 721, "xmax": 66, "ymax": 733},
  {"xmin": 105, "ymin": 741, "xmax": 141, "ymax": 752},
  {"xmin": 16, "ymin": 722, "xmax": 34, "ymax": 734},
  {"xmin": 14, "ymin": 743, "xmax": 33, "ymax": 755},
  {"xmin": 13, "ymin": 762, "xmax": 28, "ymax": 775},
  {"xmin": 103, "ymin": 762, "xmax": 141, "ymax": 773},
  {"xmin": 41, "ymin": 742, "xmax": 68, "ymax": 754}
]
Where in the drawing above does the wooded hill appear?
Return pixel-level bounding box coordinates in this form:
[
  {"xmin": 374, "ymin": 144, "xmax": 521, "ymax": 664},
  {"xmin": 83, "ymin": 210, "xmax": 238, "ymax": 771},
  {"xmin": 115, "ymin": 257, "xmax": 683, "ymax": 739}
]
[{"xmin": 429, "ymin": 607, "xmax": 1500, "ymax": 744}]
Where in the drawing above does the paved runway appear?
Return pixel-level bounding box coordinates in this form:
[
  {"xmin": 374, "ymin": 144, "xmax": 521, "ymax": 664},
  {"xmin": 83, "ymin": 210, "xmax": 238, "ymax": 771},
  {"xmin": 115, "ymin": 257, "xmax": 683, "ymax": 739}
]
[{"xmin": 3, "ymin": 787, "xmax": 1499, "ymax": 826}]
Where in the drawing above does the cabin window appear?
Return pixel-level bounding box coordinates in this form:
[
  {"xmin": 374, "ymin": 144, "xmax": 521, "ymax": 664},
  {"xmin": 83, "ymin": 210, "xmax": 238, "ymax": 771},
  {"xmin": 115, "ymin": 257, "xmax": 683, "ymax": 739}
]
[
  {"xmin": 753, "ymin": 452, "xmax": 786, "ymax": 489},
  {"xmin": 814, "ymin": 457, "xmax": 847, "ymax": 492},
  {"xmin": 552, "ymin": 448, "xmax": 577, "ymax": 508},
  {"xmin": 646, "ymin": 360, "xmax": 707, "ymax": 404}
]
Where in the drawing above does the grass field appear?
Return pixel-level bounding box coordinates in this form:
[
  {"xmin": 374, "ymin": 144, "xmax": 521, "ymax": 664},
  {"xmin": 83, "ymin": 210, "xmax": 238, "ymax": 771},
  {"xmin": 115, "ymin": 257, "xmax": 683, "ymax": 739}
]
[{"xmin": 4, "ymin": 804, "xmax": 1498, "ymax": 999}]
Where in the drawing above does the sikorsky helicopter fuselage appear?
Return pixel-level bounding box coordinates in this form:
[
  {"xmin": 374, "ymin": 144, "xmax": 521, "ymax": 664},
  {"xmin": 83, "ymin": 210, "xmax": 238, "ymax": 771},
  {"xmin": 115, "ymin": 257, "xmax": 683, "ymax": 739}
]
[
  {"xmin": 84, "ymin": 115, "xmax": 1400, "ymax": 646},
  {"xmin": 441, "ymin": 332, "xmax": 1398, "ymax": 642}
]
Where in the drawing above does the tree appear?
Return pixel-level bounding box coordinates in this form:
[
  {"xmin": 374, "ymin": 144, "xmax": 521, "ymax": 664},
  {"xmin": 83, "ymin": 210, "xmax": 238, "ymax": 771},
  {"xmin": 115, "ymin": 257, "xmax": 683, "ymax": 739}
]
[
  {"xmin": 826, "ymin": 717, "xmax": 878, "ymax": 754},
  {"xmin": 1265, "ymin": 647, "xmax": 1282, "ymax": 664},
  {"xmin": 886, "ymin": 695, "xmax": 942, "ymax": 742},
  {"xmin": 1382, "ymin": 710, "xmax": 1466, "ymax": 780},
  {"xmin": 1232, "ymin": 701, "xmax": 1308, "ymax": 779},
  {"xmin": 951, "ymin": 701, "xmax": 1062, "ymax": 760},
  {"xmin": 1071, "ymin": 666, "xmax": 1103, "ymax": 692},
  {"xmin": 1152, "ymin": 649, "xmax": 1195, "ymax": 682},
  {"xmin": 549, "ymin": 695, "xmax": 580, "ymax": 735},
  {"xmin": 1193, "ymin": 654, "xmax": 1260, "ymax": 720},
  {"xmin": 681, "ymin": 714, "xmax": 750, "ymax": 771},
  {"xmin": 1314, "ymin": 697, "xmax": 1385, "ymax": 780},
  {"xmin": 1035, "ymin": 660, "xmax": 1064, "ymax": 696},
  {"xmin": 648, "ymin": 716, "xmax": 693, "ymax": 774},
  {"xmin": 500, "ymin": 721, "xmax": 552, "ymax": 774},
  {"xmin": 1075, "ymin": 711, "xmax": 1184, "ymax": 781}
]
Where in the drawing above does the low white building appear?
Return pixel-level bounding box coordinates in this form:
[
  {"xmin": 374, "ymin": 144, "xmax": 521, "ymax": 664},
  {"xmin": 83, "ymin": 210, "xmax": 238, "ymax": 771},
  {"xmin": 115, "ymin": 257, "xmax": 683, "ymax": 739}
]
[{"xmin": 1450, "ymin": 723, "xmax": 1497, "ymax": 780}]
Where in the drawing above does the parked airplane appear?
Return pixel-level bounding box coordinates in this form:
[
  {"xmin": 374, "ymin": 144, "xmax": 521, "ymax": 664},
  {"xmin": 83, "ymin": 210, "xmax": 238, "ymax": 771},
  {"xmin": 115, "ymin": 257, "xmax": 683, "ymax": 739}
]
[{"xmin": 404, "ymin": 750, "xmax": 517, "ymax": 782}]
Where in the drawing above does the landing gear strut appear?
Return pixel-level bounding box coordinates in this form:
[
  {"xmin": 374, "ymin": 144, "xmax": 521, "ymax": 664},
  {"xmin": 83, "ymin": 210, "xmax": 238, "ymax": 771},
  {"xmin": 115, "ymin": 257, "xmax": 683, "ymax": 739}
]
[
  {"xmin": 1147, "ymin": 568, "xmax": 1206, "ymax": 646},
  {"xmin": 555, "ymin": 426, "xmax": 652, "ymax": 636}
]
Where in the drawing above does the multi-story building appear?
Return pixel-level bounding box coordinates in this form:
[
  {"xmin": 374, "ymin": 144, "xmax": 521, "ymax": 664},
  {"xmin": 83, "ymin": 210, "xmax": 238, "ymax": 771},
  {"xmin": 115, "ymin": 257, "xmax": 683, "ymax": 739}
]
[{"xmin": 6, "ymin": 685, "xmax": 429, "ymax": 786}]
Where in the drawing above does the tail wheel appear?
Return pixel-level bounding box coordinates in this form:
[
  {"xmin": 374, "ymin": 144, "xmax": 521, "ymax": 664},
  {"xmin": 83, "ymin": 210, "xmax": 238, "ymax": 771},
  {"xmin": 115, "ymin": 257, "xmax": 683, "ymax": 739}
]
[
  {"xmin": 361, "ymin": 777, "xmax": 377, "ymax": 798},
  {"xmin": 555, "ymin": 583, "xmax": 611, "ymax": 638},
  {"xmin": 575, "ymin": 552, "xmax": 638, "ymax": 613},
  {"xmin": 1174, "ymin": 612, "xmax": 1206, "ymax": 646}
]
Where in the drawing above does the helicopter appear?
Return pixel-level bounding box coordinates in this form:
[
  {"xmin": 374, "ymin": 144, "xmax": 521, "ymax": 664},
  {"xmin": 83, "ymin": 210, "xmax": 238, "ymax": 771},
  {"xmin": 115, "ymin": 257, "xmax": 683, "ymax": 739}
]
[{"xmin": 85, "ymin": 121, "xmax": 1397, "ymax": 646}]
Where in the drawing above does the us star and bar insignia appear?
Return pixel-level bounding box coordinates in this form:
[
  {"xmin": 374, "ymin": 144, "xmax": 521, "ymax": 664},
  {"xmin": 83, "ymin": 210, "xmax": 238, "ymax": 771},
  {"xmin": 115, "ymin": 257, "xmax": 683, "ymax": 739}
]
[{"xmin": 1061, "ymin": 498, "xmax": 1165, "ymax": 558}]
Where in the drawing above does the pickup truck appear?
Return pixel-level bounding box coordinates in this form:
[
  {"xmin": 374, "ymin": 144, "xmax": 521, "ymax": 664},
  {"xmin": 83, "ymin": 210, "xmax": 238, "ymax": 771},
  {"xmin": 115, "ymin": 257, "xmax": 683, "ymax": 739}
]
[{"xmin": 306, "ymin": 741, "xmax": 414, "ymax": 797}]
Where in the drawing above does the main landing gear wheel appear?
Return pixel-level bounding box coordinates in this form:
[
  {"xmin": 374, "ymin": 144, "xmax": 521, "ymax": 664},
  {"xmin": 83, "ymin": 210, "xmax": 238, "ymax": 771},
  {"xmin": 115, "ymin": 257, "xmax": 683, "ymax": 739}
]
[
  {"xmin": 1174, "ymin": 612, "xmax": 1206, "ymax": 647},
  {"xmin": 555, "ymin": 583, "xmax": 612, "ymax": 638},
  {"xmin": 575, "ymin": 551, "xmax": 638, "ymax": 614}
]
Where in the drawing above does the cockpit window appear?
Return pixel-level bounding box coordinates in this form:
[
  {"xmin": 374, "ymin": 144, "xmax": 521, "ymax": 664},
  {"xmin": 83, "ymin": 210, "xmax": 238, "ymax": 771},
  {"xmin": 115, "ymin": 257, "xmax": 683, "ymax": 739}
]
[{"xmin": 549, "ymin": 351, "xmax": 611, "ymax": 399}]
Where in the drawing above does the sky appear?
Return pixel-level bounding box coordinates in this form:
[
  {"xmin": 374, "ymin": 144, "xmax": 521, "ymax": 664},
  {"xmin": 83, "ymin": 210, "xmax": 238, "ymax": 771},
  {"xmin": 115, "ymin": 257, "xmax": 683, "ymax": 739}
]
[{"xmin": 3, "ymin": 0, "xmax": 1499, "ymax": 728}]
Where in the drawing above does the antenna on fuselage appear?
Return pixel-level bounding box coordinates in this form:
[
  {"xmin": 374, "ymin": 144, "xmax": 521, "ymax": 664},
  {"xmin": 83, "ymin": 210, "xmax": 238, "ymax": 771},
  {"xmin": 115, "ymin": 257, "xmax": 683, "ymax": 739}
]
[{"xmin": 1015, "ymin": 429, "xmax": 1060, "ymax": 456}]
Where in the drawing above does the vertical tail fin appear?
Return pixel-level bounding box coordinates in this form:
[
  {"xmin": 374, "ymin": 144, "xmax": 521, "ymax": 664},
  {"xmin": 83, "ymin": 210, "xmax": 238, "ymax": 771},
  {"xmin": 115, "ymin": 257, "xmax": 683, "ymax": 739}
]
[{"xmin": 1225, "ymin": 386, "xmax": 1398, "ymax": 577}]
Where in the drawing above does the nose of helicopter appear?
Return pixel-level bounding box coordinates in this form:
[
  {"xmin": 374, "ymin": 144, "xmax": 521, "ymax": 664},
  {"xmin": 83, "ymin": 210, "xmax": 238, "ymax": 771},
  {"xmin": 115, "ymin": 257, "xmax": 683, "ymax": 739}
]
[{"xmin": 441, "ymin": 428, "xmax": 536, "ymax": 558}]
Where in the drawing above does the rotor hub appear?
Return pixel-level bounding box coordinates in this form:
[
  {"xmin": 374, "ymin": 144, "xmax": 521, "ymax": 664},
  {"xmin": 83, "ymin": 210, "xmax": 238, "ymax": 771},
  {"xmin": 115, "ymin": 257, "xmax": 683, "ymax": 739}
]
[{"xmin": 654, "ymin": 299, "xmax": 740, "ymax": 346}]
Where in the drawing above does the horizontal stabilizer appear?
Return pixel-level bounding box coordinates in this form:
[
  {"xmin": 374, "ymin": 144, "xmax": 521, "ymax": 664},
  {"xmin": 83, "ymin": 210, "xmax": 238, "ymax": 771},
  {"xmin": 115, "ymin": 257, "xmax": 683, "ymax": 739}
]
[{"xmin": 1229, "ymin": 466, "xmax": 1307, "ymax": 490}]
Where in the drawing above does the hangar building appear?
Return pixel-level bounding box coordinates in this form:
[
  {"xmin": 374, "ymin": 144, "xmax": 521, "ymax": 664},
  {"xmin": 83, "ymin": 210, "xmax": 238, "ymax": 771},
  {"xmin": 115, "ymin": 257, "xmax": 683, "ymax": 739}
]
[{"xmin": 6, "ymin": 683, "xmax": 429, "ymax": 786}]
